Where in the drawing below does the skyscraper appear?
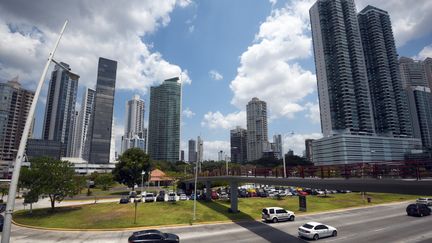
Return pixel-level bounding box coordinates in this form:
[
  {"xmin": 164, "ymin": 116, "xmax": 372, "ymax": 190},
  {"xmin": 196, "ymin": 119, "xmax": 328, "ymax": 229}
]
[
  {"xmin": 400, "ymin": 57, "xmax": 429, "ymax": 87},
  {"xmin": 424, "ymin": 57, "xmax": 432, "ymax": 89},
  {"xmin": 0, "ymin": 77, "xmax": 34, "ymax": 174},
  {"xmin": 272, "ymin": 134, "xmax": 282, "ymax": 159},
  {"xmin": 147, "ymin": 77, "xmax": 181, "ymax": 163},
  {"xmin": 42, "ymin": 62, "xmax": 79, "ymax": 156},
  {"xmin": 246, "ymin": 97, "xmax": 268, "ymax": 161},
  {"xmin": 230, "ymin": 126, "xmax": 247, "ymax": 163},
  {"xmin": 358, "ymin": 5, "xmax": 412, "ymax": 137},
  {"xmin": 310, "ymin": 0, "xmax": 375, "ymax": 137},
  {"xmin": 88, "ymin": 57, "xmax": 117, "ymax": 164},
  {"xmin": 305, "ymin": 139, "xmax": 314, "ymax": 162},
  {"xmin": 75, "ymin": 88, "xmax": 96, "ymax": 159},
  {"xmin": 121, "ymin": 95, "xmax": 146, "ymax": 154},
  {"xmin": 188, "ymin": 139, "xmax": 196, "ymax": 163}
]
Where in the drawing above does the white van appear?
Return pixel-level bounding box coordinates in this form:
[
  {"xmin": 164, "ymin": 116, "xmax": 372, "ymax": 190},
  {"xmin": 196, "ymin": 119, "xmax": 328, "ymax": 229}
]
[{"xmin": 262, "ymin": 207, "xmax": 295, "ymax": 223}]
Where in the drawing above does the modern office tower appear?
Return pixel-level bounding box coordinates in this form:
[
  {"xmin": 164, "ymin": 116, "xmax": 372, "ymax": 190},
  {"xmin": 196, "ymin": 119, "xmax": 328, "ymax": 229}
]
[
  {"xmin": 358, "ymin": 6, "xmax": 412, "ymax": 137},
  {"xmin": 121, "ymin": 95, "xmax": 146, "ymax": 154},
  {"xmin": 197, "ymin": 136, "xmax": 203, "ymax": 171},
  {"xmin": 424, "ymin": 58, "xmax": 432, "ymax": 88},
  {"xmin": 273, "ymin": 134, "xmax": 282, "ymax": 159},
  {"xmin": 230, "ymin": 126, "xmax": 247, "ymax": 163},
  {"xmin": 400, "ymin": 57, "xmax": 429, "ymax": 87},
  {"xmin": 305, "ymin": 139, "xmax": 314, "ymax": 162},
  {"xmin": 246, "ymin": 97, "xmax": 268, "ymax": 162},
  {"xmin": 42, "ymin": 62, "xmax": 79, "ymax": 157},
  {"xmin": 68, "ymin": 111, "xmax": 79, "ymax": 157},
  {"xmin": 88, "ymin": 57, "xmax": 117, "ymax": 164},
  {"xmin": 180, "ymin": 150, "xmax": 185, "ymax": 162},
  {"xmin": 0, "ymin": 77, "xmax": 34, "ymax": 175},
  {"xmin": 148, "ymin": 77, "xmax": 181, "ymax": 163},
  {"xmin": 310, "ymin": 0, "xmax": 375, "ymax": 137},
  {"xmin": 406, "ymin": 86, "xmax": 432, "ymax": 149},
  {"xmin": 26, "ymin": 139, "xmax": 62, "ymax": 160},
  {"xmin": 188, "ymin": 139, "xmax": 196, "ymax": 163},
  {"xmin": 75, "ymin": 88, "xmax": 96, "ymax": 159}
]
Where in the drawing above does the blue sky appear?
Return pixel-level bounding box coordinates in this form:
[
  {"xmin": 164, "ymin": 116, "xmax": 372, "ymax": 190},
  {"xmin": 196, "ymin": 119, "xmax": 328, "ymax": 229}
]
[{"xmin": 1, "ymin": 0, "xmax": 432, "ymax": 160}]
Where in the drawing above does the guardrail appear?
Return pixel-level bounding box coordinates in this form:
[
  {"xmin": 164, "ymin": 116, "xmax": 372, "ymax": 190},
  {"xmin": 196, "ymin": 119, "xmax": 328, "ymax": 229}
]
[{"xmin": 195, "ymin": 160, "xmax": 432, "ymax": 180}]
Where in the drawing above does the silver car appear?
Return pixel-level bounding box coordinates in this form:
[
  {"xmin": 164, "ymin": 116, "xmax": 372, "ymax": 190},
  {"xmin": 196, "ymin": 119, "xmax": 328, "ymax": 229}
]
[{"xmin": 298, "ymin": 222, "xmax": 337, "ymax": 240}]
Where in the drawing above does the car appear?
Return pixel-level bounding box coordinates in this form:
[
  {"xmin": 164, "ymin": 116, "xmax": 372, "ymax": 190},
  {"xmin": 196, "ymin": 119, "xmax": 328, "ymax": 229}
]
[
  {"xmin": 179, "ymin": 194, "xmax": 187, "ymax": 201},
  {"xmin": 239, "ymin": 189, "xmax": 248, "ymax": 198},
  {"xmin": 416, "ymin": 198, "xmax": 432, "ymax": 206},
  {"xmin": 129, "ymin": 191, "xmax": 137, "ymax": 198},
  {"xmin": 145, "ymin": 193, "xmax": 155, "ymax": 202},
  {"xmin": 168, "ymin": 192, "xmax": 176, "ymax": 202},
  {"xmin": 298, "ymin": 222, "xmax": 337, "ymax": 240},
  {"xmin": 262, "ymin": 207, "xmax": 295, "ymax": 223},
  {"xmin": 297, "ymin": 191, "xmax": 308, "ymax": 196},
  {"xmin": 406, "ymin": 203, "xmax": 431, "ymax": 217},
  {"xmin": 156, "ymin": 191, "xmax": 166, "ymax": 202},
  {"xmin": 128, "ymin": 229, "xmax": 180, "ymax": 243},
  {"xmin": 0, "ymin": 215, "xmax": 3, "ymax": 232},
  {"xmin": 134, "ymin": 196, "xmax": 142, "ymax": 203},
  {"xmin": 211, "ymin": 190, "xmax": 219, "ymax": 200},
  {"xmin": 120, "ymin": 197, "xmax": 129, "ymax": 204}
]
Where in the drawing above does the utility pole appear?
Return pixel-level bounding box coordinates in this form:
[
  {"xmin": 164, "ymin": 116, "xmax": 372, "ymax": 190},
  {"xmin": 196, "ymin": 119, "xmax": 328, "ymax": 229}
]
[{"xmin": 1, "ymin": 21, "xmax": 69, "ymax": 243}]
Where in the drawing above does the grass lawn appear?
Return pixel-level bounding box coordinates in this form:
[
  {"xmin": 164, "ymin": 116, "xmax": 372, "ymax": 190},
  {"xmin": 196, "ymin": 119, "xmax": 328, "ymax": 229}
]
[{"xmin": 14, "ymin": 193, "xmax": 422, "ymax": 229}]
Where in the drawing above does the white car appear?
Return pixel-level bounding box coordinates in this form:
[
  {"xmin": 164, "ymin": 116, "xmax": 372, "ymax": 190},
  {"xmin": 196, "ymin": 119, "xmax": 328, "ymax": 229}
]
[
  {"xmin": 168, "ymin": 192, "xmax": 176, "ymax": 202},
  {"xmin": 179, "ymin": 193, "xmax": 187, "ymax": 201},
  {"xmin": 220, "ymin": 192, "xmax": 229, "ymax": 200},
  {"xmin": 416, "ymin": 198, "xmax": 432, "ymax": 206},
  {"xmin": 298, "ymin": 222, "xmax": 337, "ymax": 240},
  {"xmin": 262, "ymin": 207, "xmax": 295, "ymax": 223},
  {"xmin": 144, "ymin": 193, "xmax": 155, "ymax": 202}
]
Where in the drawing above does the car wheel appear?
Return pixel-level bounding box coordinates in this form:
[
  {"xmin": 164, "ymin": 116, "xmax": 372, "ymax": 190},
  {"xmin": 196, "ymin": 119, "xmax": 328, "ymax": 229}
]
[
  {"xmin": 313, "ymin": 234, "xmax": 319, "ymax": 241},
  {"xmin": 332, "ymin": 231, "xmax": 337, "ymax": 237},
  {"xmin": 289, "ymin": 215, "xmax": 295, "ymax": 221},
  {"xmin": 272, "ymin": 217, "xmax": 278, "ymax": 223}
]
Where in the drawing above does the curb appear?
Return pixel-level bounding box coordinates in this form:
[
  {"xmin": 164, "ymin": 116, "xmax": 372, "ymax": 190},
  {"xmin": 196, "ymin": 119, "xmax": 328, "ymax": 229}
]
[{"xmin": 12, "ymin": 200, "xmax": 413, "ymax": 232}]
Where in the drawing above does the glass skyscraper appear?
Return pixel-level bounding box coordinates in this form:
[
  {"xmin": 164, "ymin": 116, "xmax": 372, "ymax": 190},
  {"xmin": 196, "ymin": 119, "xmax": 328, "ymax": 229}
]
[
  {"xmin": 246, "ymin": 97, "xmax": 268, "ymax": 162},
  {"xmin": 148, "ymin": 77, "xmax": 181, "ymax": 163},
  {"xmin": 88, "ymin": 57, "xmax": 117, "ymax": 164}
]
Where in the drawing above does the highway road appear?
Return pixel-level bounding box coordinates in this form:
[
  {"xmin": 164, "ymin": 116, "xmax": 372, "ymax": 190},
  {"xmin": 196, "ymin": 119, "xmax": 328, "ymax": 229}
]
[{"xmin": 2, "ymin": 201, "xmax": 431, "ymax": 242}]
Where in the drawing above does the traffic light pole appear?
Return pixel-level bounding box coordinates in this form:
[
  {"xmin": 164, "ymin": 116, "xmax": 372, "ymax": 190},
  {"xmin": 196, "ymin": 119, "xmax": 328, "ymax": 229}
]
[{"xmin": 1, "ymin": 20, "xmax": 68, "ymax": 243}]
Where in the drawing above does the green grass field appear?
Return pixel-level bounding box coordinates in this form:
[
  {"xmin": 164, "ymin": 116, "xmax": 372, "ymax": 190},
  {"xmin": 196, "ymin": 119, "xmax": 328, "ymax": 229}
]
[{"xmin": 14, "ymin": 193, "xmax": 421, "ymax": 229}]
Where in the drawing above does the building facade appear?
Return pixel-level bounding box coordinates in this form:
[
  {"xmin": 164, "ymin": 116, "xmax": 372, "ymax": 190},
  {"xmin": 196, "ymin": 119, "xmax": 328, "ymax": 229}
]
[
  {"xmin": 88, "ymin": 57, "xmax": 117, "ymax": 164},
  {"xmin": 246, "ymin": 97, "xmax": 268, "ymax": 161},
  {"xmin": 26, "ymin": 139, "xmax": 63, "ymax": 160},
  {"xmin": 358, "ymin": 5, "xmax": 412, "ymax": 137},
  {"xmin": 42, "ymin": 62, "xmax": 79, "ymax": 157},
  {"xmin": 310, "ymin": 0, "xmax": 375, "ymax": 137},
  {"xmin": 121, "ymin": 95, "xmax": 146, "ymax": 154},
  {"xmin": 147, "ymin": 77, "xmax": 181, "ymax": 163},
  {"xmin": 0, "ymin": 77, "xmax": 34, "ymax": 175},
  {"xmin": 230, "ymin": 126, "xmax": 247, "ymax": 163},
  {"xmin": 75, "ymin": 88, "xmax": 96, "ymax": 159},
  {"xmin": 188, "ymin": 139, "xmax": 196, "ymax": 163},
  {"xmin": 305, "ymin": 139, "xmax": 314, "ymax": 162}
]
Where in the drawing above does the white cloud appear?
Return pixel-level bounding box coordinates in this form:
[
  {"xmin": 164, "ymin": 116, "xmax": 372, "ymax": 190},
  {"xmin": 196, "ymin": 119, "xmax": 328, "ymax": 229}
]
[
  {"xmin": 209, "ymin": 70, "xmax": 223, "ymax": 81},
  {"xmin": 0, "ymin": 0, "xmax": 191, "ymax": 92},
  {"xmin": 305, "ymin": 102, "xmax": 320, "ymax": 124},
  {"xmin": 202, "ymin": 140, "xmax": 230, "ymax": 161},
  {"xmin": 183, "ymin": 107, "xmax": 195, "ymax": 118},
  {"xmin": 269, "ymin": 0, "xmax": 277, "ymax": 7},
  {"xmin": 229, "ymin": 0, "xmax": 316, "ymax": 120},
  {"xmin": 356, "ymin": 0, "xmax": 432, "ymax": 47},
  {"xmin": 416, "ymin": 44, "xmax": 432, "ymax": 60},
  {"xmin": 283, "ymin": 132, "xmax": 322, "ymax": 156},
  {"xmin": 201, "ymin": 111, "xmax": 246, "ymax": 130},
  {"xmin": 188, "ymin": 25, "xmax": 195, "ymax": 33}
]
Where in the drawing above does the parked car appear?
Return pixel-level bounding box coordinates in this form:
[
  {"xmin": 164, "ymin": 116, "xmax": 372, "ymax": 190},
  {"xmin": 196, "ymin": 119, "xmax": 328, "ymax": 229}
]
[
  {"xmin": 179, "ymin": 194, "xmax": 187, "ymax": 201},
  {"xmin": 120, "ymin": 197, "xmax": 129, "ymax": 204},
  {"xmin": 129, "ymin": 191, "xmax": 137, "ymax": 198},
  {"xmin": 247, "ymin": 189, "xmax": 257, "ymax": 197},
  {"xmin": 168, "ymin": 192, "xmax": 176, "ymax": 202},
  {"xmin": 416, "ymin": 198, "xmax": 432, "ymax": 206},
  {"xmin": 298, "ymin": 222, "xmax": 337, "ymax": 240},
  {"xmin": 211, "ymin": 190, "xmax": 219, "ymax": 200},
  {"xmin": 297, "ymin": 191, "xmax": 309, "ymax": 196},
  {"xmin": 145, "ymin": 193, "xmax": 155, "ymax": 203},
  {"xmin": 406, "ymin": 203, "xmax": 431, "ymax": 217},
  {"xmin": 262, "ymin": 207, "xmax": 295, "ymax": 223},
  {"xmin": 239, "ymin": 189, "xmax": 248, "ymax": 198},
  {"xmin": 128, "ymin": 229, "xmax": 180, "ymax": 243},
  {"xmin": 0, "ymin": 215, "xmax": 3, "ymax": 232},
  {"xmin": 257, "ymin": 189, "xmax": 268, "ymax": 198},
  {"xmin": 156, "ymin": 191, "xmax": 166, "ymax": 202},
  {"xmin": 134, "ymin": 196, "xmax": 142, "ymax": 203}
]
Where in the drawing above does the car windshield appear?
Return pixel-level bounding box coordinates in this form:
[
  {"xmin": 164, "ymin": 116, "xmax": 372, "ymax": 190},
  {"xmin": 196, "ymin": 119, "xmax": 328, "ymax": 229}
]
[
  {"xmin": 302, "ymin": 224, "xmax": 314, "ymax": 229},
  {"xmin": 262, "ymin": 209, "xmax": 268, "ymax": 214}
]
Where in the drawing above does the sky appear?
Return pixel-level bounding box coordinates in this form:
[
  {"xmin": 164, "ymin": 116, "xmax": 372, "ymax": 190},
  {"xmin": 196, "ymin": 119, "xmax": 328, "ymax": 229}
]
[{"xmin": 1, "ymin": 0, "xmax": 432, "ymax": 161}]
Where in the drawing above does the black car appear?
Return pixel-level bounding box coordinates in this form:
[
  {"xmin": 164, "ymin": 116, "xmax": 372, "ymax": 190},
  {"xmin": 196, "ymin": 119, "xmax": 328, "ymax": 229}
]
[
  {"xmin": 128, "ymin": 229, "xmax": 179, "ymax": 243},
  {"xmin": 406, "ymin": 203, "xmax": 431, "ymax": 217},
  {"xmin": 0, "ymin": 215, "xmax": 3, "ymax": 232},
  {"xmin": 156, "ymin": 191, "xmax": 166, "ymax": 202},
  {"xmin": 120, "ymin": 197, "xmax": 129, "ymax": 204}
]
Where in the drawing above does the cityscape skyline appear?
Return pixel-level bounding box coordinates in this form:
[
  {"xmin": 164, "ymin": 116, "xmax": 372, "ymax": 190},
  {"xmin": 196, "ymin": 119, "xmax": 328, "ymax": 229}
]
[{"xmin": 1, "ymin": 0, "xmax": 432, "ymax": 160}]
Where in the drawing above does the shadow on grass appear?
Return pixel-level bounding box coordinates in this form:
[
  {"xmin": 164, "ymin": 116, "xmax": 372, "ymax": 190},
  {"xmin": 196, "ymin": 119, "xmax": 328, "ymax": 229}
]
[
  {"xmin": 198, "ymin": 200, "xmax": 306, "ymax": 243},
  {"xmin": 15, "ymin": 206, "xmax": 82, "ymax": 217}
]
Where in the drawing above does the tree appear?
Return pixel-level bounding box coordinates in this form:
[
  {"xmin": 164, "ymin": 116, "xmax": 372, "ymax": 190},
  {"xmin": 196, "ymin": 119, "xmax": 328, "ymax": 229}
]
[
  {"xmin": 0, "ymin": 184, "xmax": 8, "ymax": 202},
  {"xmin": 73, "ymin": 175, "xmax": 87, "ymax": 194},
  {"xmin": 23, "ymin": 190, "xmax": 39, "ymax": 214},
  {"xmin": 19, "ymin": 157, "xmax": 78, "ymax": 210},
  {"xmin": 94, "ymin": 173, "xmax": 114, "ymax": 191},
  {"xmin": 112, "ymin": 148, "xmax": 151, "ymax": 189}
]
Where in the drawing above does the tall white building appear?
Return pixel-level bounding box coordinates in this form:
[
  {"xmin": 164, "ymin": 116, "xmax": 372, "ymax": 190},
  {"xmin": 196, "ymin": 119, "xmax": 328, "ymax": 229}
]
[
  {"xmin": 246, "ymin": 97, "xmax": 268, "ymax": 162},
  {"xmin": 74, "ymin": 88, "xmax": 96, "ymax": 159},
  {"xmin": 121, "ymin": 95, "xmax": 146, "ymax": 154}
]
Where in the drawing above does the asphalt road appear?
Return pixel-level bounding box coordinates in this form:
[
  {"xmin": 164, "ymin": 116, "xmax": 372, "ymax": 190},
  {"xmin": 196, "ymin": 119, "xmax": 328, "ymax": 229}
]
[{"xmin": 2, "ymin": 201, "xmax": 431, "ymax": 243}]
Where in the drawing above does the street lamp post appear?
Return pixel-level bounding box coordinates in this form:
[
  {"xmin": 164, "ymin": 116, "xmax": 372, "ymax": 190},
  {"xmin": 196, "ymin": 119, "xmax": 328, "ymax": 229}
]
[
  {"xmin": 1, "ymin": 20, "xmax": 69, "ymax": 243},
  {"xmin": 141, "ymin": 171, "xmax": 146, "ymax": 195},
  {"xmin": 193, "ymin": 161, "xmax": 198, "ymax": 221}
]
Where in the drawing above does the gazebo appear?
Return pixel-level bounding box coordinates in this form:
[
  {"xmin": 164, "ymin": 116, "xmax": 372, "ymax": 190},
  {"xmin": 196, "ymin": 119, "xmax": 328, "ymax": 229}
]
[{"xmin": 149, "ymin": 169, "xmax": 173, "ymax": 187}]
